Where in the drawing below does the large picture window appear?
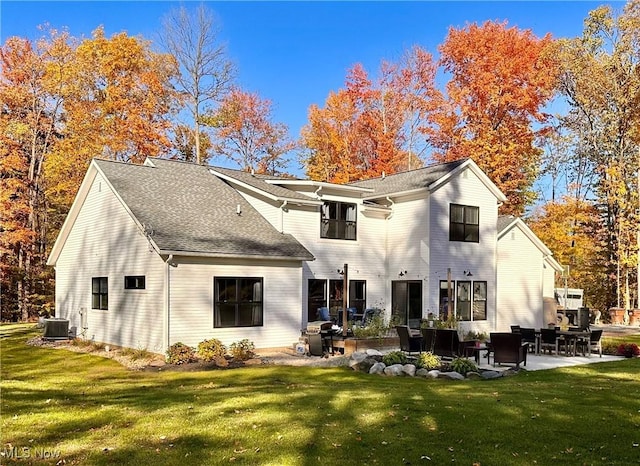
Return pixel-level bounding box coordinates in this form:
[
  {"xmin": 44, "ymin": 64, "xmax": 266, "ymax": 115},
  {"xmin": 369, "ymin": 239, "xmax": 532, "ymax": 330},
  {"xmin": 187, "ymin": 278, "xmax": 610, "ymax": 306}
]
[
  {"xmin": 450, "ymin": 204, "xmax": 479, "ymax": 242},
  {"xmin": 214, "ymin": 277, "xmax": 263, "ymax": 328},
  {"xmin": 321, "ymin": 201, "xmax": 357, "ymax": 240},
  {"xmin": 92, "ymin": 277, "xmax": 108, "ymax": 310}
]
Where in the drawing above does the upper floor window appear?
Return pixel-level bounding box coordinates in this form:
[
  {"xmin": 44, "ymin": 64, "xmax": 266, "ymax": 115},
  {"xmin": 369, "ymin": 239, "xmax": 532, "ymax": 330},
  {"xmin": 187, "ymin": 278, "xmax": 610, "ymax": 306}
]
[
  {"xmin": 124, "ymin": 275, "xmax": 145, "ymax": 290},
  {"xmin": 450, "ymin": 204, "xmax": 479, "ymax": 242},
  {"xmin": 92, "ymin": 277, "xmax": 108, "ymax": 310},
  {"xmin": 321, "ymin": 201, "xmax": 356, "ymax": 240}
]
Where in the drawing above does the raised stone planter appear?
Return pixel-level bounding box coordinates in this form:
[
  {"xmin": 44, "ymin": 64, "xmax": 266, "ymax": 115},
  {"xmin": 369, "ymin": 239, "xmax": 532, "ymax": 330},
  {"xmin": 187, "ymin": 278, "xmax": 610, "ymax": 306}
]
[
  {"xmin": 339, "ymin": 336, "xmax": 400, "ymax": 355},
  {"xmin": 609, "ymin": 308, "xmax": 626, "ymax": 325}
]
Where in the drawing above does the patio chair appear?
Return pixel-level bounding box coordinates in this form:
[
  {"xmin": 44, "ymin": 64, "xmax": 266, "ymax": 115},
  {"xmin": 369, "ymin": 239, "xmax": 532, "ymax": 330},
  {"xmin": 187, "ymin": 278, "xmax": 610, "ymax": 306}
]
[
  {"xmin": 519, "ymin": 328, "xmax": 537, "ymax": 353},
  {"xmin": 510, "ymin": 325, "xmax": 521, "ymax": 333},
  {"xmin": 539, "ymin": 328, "xmax": 560, "ymax": 355},
  {"xmin": 575, "ymin": 329, "xmax": 603, "ymax": 357},
  {"xmin": 489, "ymin": 332, "xmax": 528, "ymax": 369},
  {"xmin": 317, "ymin": 307, "xmax": 330, "ymax": 321},
  {"xmin": 396, "ymin": 325, "xmax": 423, "ymax": 356}
]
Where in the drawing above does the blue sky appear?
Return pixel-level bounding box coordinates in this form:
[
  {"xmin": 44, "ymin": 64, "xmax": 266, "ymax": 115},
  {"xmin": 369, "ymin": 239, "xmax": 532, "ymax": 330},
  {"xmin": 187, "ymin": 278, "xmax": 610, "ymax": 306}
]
[{"xmin": 1, "ymin": 1, "xmax": 623, "ymax": 176}]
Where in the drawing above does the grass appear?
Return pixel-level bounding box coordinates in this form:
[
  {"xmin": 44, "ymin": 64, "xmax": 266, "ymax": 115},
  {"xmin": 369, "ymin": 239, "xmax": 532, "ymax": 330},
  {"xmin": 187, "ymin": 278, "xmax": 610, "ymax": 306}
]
[{"xmin": 2, "ymin": 324, "xmax": 639, "ymax": 465}]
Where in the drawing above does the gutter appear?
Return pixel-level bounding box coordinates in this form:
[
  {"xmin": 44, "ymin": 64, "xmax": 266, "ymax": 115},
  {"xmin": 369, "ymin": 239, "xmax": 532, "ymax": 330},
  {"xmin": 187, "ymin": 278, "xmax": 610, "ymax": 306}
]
[{"xmin": 279, "ymin": 200, "xmax": 288, "ymax": 233}]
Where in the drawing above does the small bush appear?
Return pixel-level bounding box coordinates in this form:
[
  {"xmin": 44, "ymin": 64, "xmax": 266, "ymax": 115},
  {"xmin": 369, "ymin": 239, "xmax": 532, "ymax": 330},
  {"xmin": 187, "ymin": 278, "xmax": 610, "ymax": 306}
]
[
  {"xmin": 122, "ymin": 346, "xmax": 152, "ymax": 361},
  {"xmin": 229, "ymin": 339, "xmax": 255, "ymax": 361},
  {"xmin": 71, "ymin": 338, "xmax": 92, "ymax": 348},
  {"xmin": 382, "ymin": 350, "xmax": 408, "ymax": 366},
  {"xmin": 352, "ymin": 314, "xmax": 388, "ymax": 339},
  {"xmin": 450, "ymin": 356, "xmax": 478, "ymax": 375},
  {"xmin": 197, "ymin": 338, "xmax": 227, "ymax": 362},
  {"xmin": 601, "ymin": 340, "xmax": 619, "ymax": 355},
  {"xmin": 167, "ymin": 342, "xmax": 197, "ymax": 365},
  {"xmin": 415, "ymin": 352, "xmax": 441, "ymax": 370},
  {"xmin": 616, "ymin": 342, "xmax": 640, "ymax": 356}
]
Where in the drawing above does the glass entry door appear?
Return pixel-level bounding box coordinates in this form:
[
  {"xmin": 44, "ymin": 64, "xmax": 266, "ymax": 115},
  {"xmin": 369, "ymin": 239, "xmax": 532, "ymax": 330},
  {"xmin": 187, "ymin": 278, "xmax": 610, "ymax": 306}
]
[{"xmin": 392, "ymin": 281, "xmax": 423, "ymax": 328}]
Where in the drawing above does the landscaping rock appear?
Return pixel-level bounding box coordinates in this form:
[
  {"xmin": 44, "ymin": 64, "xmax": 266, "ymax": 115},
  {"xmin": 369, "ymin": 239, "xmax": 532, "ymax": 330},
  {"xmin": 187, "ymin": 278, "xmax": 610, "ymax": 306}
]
[
  {"xmin": 415, "ymin": 368, "xmax": 431, "ymax": 378},
  {"xmin": 365, "ymin": 349, "xmax": 384, "ymax": 358},
  {"xmin": 383, "ymin": 364, "xmax": 405, "ymax": 376},
  {"xmin": 350, "ymin": 352, "xmax": 368, "ymax": 363},
  {"xmin": 465, "ymin": 371, "xmax": 483, "ymax": 380},
  {"xmin": 369, "ymin": 362, "xmax": 386, "ymax": 375},
  {"xmin": 349, "ymin": 354, "xmax": 378, "ymax": 372},
  {"xmin": 439, "ymin": 371, "xmax": 465, "ymax": 380},
  {"xmin": 427, "ymin": 370, "xmax": 441, "ymax": 379},
  {"xmin": 480, "ymin": 370, "xmax": 503, "ymax": 379},
  {"xmin": 402, "ymin": 364, "xmax": 416, "ymax": 377}
]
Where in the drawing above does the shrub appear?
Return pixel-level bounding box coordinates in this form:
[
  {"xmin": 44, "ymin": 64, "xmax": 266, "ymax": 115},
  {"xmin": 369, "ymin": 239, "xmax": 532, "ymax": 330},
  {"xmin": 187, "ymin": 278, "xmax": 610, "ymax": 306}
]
[
  {"xmin": 229, "ymin": 339, "xmax": 256, "ymax": 361},
  {"xmin": 197, "ymin": 338, "xmax": 227, "ymax": 362},
  {"xmin": 450, "ymin": 356, "xmax": 478, "ymax": 375},
  {"xmin": 616, "ymin": 343, "xmax": 640, "ymax": 357},
  {"xmin": 122, "ymin": 346, "xmax": 152, "ymax": 361},
  {"xmin": 382, "ymin": 350, "xmax": 407, "ymax": 366},
  {"xmin": 167, "ymin": 342, "xmax": 197, "ymax": 365},
  {"xmin": 415, "ymin": 352, "xmax": 441, "ymax": 370},
  {"xmin": 601, "ymin": 340, "xmax": 620, "ymax": 355},
  {"xmin": 353, "ymin": 314, "xmax": 388, "ymax": 339}
]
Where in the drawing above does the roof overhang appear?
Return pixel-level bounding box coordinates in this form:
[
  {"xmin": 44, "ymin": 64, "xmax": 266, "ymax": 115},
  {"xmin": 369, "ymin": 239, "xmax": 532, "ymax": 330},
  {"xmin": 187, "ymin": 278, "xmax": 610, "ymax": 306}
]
[
  {"xmin": 266, "ymin": 178, "xmax": 374, "ymax": 195},
  {"xmin": 209, "ymin": 169, "xmax": 323, "ymax": 206},
  {"xmin": 159, "ymin": 249, "xmax": 315, "ymax": 262}
]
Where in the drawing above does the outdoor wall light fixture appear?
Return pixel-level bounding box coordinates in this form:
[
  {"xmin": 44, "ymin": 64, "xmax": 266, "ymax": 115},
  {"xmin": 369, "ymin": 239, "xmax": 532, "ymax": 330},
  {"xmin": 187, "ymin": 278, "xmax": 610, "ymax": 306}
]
[
  {"xmin": 464, "ymin": 270, "xmax": 473, "ymax": 277},
  {"xmin": 337, "ymin": 269, "xmax": 344, "ymax": 276},
  {"xmin": 399, "ymin": 270, "xmax": 408, "ymax": 277}
]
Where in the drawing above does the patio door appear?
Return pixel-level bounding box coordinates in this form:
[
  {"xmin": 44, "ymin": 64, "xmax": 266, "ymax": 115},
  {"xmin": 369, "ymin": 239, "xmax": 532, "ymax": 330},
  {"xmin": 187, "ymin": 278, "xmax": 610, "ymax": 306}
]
[{"xmin": 392, "ymin": 281, "xmax": 422, "ymax": 328}]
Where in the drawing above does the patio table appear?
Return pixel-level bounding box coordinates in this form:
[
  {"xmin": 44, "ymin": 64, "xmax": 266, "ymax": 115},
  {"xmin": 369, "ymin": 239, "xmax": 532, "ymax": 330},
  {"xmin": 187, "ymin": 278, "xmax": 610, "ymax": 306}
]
[{"xmin": 534, "ymin": 329, "xmax": 592, "ymax": 356}]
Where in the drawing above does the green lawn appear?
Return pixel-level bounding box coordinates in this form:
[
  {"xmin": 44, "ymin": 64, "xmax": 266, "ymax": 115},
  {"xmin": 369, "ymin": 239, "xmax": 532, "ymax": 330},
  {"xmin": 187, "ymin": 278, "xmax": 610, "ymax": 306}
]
[{"xmin": 2, "ymin": 324, "xmax": 639, "ymax": 465}]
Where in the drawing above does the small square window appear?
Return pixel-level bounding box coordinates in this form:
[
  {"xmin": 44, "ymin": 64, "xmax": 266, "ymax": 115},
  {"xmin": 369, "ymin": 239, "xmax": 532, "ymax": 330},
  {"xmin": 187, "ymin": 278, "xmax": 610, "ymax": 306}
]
[{"xmin": 124, "ymin": 275, "xmax": 145, "ymax": 290}]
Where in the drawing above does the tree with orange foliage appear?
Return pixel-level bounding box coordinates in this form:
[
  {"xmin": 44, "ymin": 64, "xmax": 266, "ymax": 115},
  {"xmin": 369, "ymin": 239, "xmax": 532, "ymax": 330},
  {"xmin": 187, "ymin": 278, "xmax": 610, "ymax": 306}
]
[
  {"xmin": 0, "ymin": 32, "xmax": 71, "ymax": 320},
  {"xmin": 1, "ymin": 27, "xmax": 178, "ymax": 321},
  {"xmin": 45, "ymin": 27, "xmax": 178, "ymax": 210},
  {"xmin": 430, "ymin": 21, "xmax": 560, "ymax": 215},
  {"xmin": 527, "ymin": 197, "xmax": 608, "ymax": 312},
  {"xmin": 203, "ymin": 88, "xmax": 296, "ymax": 175},
  {"xmin": 301, "ymin": 46, "xmax": 439, "ymax": 182}
]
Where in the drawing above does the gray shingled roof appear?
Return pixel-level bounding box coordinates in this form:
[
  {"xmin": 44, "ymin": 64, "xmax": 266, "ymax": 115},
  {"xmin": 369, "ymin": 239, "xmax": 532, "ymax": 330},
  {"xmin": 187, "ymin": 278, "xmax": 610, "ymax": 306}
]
[
  {"xmin": 350, "ymin": 159, "xmax": 468, "ymax": 198},
  {"xmin": 211, "ymin": 166, "xmax": 316, "ymax": 203},
  {"xmin": 497, "ymin": 215, "xmax": 517, "ymax": 234},
  {"xmin": 94, "ymin": 158, "xmax": 314, "ymax": 260}
]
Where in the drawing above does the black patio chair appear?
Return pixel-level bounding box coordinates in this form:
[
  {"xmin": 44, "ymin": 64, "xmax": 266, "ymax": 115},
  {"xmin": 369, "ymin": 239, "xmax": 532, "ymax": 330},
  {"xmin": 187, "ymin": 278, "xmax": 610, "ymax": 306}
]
[
  {"xmin": 396, "ymin": 325, "xmax": 423, "ymax": 356},
  {"xmin": 489, "ymin": 332, "xmax": 528, "ymax": 369},
  {"xmin": 519, "ymin": 328, "xmax": 537, "ymax": 353},
  {"xmin": 576, "ymin": 329, "xmax": 603, "ymax": 357}
]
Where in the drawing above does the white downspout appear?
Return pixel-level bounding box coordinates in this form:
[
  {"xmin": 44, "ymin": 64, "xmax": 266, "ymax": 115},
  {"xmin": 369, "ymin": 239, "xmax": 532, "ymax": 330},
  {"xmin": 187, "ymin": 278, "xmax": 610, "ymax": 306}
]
[
  {"xmin": 279, "ymin": 200, "xmax": 288, "ymax": 233},
  {"xmin": 164, "ymin": 254, "xmax": 173, "ymax": 351},
  {"xmin": 385, "ymin": 196, "xmax": 395, "ymax": 321}
]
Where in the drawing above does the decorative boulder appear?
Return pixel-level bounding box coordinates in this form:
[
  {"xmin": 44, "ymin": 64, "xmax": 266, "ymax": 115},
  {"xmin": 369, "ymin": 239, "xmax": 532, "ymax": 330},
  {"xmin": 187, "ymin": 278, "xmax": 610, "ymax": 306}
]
[
  {"xmin": 365, "ymin": 349, "xmax": 384, "ymax": 360},
  {"xmin": 369, "ymin": 362, "xmax": 386, "ymax": 375},
  {"xmin": 402, "ymin": 364, "xmax": 417, "ymax": 377},
  {"xmin": 349, "ymin": 352, "xmax": 378, "ymax": 372},
  {"xmin": 415, "ymin": 368, "xmax": 431, "ymax": 378},
  {"xmin": 439, "ymin": 371, "xmax": 465, "ymax": 380},
  {"xmin": 383, "ymin": 364, "xmax": 405, "ymax": 376}
]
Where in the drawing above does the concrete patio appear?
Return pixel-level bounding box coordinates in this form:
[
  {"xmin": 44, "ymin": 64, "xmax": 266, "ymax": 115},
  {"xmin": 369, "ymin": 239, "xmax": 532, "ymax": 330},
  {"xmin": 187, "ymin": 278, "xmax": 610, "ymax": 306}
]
[{"xmin": 477, "ymin": 351, "xmax": 625, "ymax": 372}]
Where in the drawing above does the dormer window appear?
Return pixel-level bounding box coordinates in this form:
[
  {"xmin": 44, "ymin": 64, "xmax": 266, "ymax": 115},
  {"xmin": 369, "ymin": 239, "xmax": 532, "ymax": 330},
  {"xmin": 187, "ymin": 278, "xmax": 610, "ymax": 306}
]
[{"xmin": 321, "ymin": 201, "xmax": 357, "ymax": 240}]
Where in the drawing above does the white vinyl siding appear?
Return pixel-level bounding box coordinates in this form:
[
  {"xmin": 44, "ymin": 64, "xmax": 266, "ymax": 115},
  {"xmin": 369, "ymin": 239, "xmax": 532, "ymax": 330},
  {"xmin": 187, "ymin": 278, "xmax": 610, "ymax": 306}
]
[
  {"xmin": 497, "ymin": 225, "xmax": 546, "ymax": 330},
  {"xmin": 54, "ymin": 173, "xmax": 166, "ymax": 352},
  {"xmin": 168, "ymin": 257, "xmax": 303, "ymax": 349},
  {"xmin": 428, "ymin": 167, "xmax": 497, "ymax": 336}
]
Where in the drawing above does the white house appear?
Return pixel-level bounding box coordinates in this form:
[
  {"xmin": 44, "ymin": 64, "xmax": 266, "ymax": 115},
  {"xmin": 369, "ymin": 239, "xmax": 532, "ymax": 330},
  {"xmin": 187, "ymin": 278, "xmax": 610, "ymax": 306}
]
[{"xmin": 47, "ymin": 156, "xmax": 561, "ymax": 353}]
